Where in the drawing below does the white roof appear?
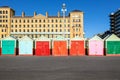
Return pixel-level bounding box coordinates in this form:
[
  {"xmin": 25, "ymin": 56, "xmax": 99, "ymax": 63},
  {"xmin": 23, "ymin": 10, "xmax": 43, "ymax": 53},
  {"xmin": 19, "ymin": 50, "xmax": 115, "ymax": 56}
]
[
  {"xmin": 71, "ymin": 36, "xmax": 85, "ymax": 41},
  {"xmin": 106, "ymin": 34, "xmax": 120, "ymax": 41},
  {"xmin": 1, "ymin": 36, "xmax": 16, "ymax": 40},
  {"xmin": 35, "ymin": 35, "xmax": 50, "ymax": 41},
  {"xmin": 89, "ymin": 35, "xmax": 103, "ymax": 41},
  {"xmin": 18, "ymin": 36, "xmax": 33, "ymax": 41},
  {"xmin": 53, "ymin": 35, "xmax": 67, "ymax": 41}
]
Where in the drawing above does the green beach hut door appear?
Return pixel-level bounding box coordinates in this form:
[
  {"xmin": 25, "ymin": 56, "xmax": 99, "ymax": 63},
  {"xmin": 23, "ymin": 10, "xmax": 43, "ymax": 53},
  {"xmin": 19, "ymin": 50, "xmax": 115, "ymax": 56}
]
[
  {"xmin": 107, "ymin": 41, "xmax": 120, "ymax": 54},
  {"xmin": 2, "ymin": 40, "xmax": 15, "ymax": 55}
]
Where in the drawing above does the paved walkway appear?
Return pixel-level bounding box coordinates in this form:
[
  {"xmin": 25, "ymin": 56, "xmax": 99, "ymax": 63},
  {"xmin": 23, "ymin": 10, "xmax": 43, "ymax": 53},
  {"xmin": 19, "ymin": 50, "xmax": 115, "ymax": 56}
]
[{"xmin": 0, "ymin": 56, "xmax": 120, "ymax": 80}]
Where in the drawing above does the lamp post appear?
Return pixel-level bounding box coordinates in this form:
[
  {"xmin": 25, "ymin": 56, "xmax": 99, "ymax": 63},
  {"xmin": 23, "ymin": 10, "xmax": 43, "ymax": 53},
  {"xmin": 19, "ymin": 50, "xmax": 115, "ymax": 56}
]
[{"xmin": 61, "ymin": 3, "xmax": 67, "ymax": 38}]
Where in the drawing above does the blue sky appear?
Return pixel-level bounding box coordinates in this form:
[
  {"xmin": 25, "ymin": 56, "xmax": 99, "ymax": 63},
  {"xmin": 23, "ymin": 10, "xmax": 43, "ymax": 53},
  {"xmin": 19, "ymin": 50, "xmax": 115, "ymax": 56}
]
[{"xmin": 0, "ymin": 0, "xmax": 120, "ymax": 38}]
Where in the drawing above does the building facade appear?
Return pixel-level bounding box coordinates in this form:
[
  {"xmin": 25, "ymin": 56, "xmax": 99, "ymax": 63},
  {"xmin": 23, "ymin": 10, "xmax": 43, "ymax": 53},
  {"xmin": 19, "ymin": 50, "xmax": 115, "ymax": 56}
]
[
  {"xmin": 0, "ymin": 6, "xmax": 84, "ymax": 39},
  {"xmin": 110, "ymin": 9, "xmax": 120, "ymax": 37}
]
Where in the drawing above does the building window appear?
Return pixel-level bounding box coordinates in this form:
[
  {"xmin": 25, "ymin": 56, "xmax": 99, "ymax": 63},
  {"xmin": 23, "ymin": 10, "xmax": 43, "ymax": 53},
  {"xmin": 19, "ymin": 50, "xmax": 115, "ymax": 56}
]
[
  {"xmin": 23, "ymin": 20, "xmax": 25, "ymax": 23},
  {"xmin": 24, "ymin": 25, "xmax": 25, "ymax": 27},
  {"xmin": 31, "ymin": 29, "xmax": 33, "ymax": 32},
  {"xmin": 12, "ymin": 20, "xmax": 13, "ymax": 23},
  {"xmin": 43, "ymin": 29, "xmax": 45, "ymax": 32},
  {"xmin": 51, "ymin": 19, "xmax": 54, "ymax": 23},
  {"xmin": 43, "ymin": 24, "xmax": 45, "ymax": 27},
  {"xmin": 2, "ymin": 29, "xmax": 4, "ymax": 32},
  {"xmin": 3, "ymin": 11, "xmax": 5, "ymax": 14},
  {"xmin": 56, "ymin": 29, "xmax": 57, "ymax": 32},
  {"xmin": 0, "ymin": 16, "xmax": 2, "ymax": 18},
  {"xmin": 48, "ymin": 29, "xmax": 49, "ymax": 32},
  {"xmin": 27, "ymin": 25, "xmax": 29, "ymax": 27},
  {"xmin": 6, "ymin": 20, "xmax": 8, "ymax": 22},
  {"xmin": 15, "ymin": 20, "xmax": 17, "ymax": 23},
  {"xmin": 11, "ymin": 29, "xmax": 13, "ymax": 32},
  {"xmin": 0, "ymin": 20, "xmax": 2, "ymax": 22},
  {"xmin": 0, "ymin": 11, "xmax": 2, "ymax": 14},
  {"xmin": 39, "ymin": 25, "xmax": 41, "ymax": 27},
  {"xmin": 27, "ymin": 20, "xmax": 29, "ymax": 23},
  {"xmin": 56, "ymin": 20, "xmax": 57, "ymax": 23},
  {"xmin": 39, "ymin": 29, "xmax": 41, "ymax": 32},
  {"xmin": 52, "ymin": 25, "xmax": 54, "ymax": 27},
  {"xmin": 60, "ymin": 20, "xmax": 62, "ymax": 23},
  {"xmin": 43, "ymin": 20, "xmax": 45, "ymax": 22},
  {"xmin": 23, "ymin": 29, "xmax": 25, "ymax": 32},
  {"xmin": 19, "ymin": 29, "xmax": 21, "ymax": 32},
  {"xmin": 39, "ymin": 20, "xmax": 41, "ymax": 22},
  {"xmin": 15, "ymin": 29, "xmax": 17, "ymax": 32},
  {"xmin": 19, "ymin": 20, "xmax": 21, "ymax": 23},
  {"xmin": 51, "ymin": 29, "xmax": 53, "ymax": 32},
  {"xmin": 2, "ymin": 35, "xmax": 3, "ymax": 38},
  {"xmin": 56, "ymin": 25, "xmax": 57, "ymax": 27},
  {"xmin": 31, "ymin": 25, "xmax": 33, "ymax": 27},
  {"xmin": 68, "ymin": 29, "xmax": 70, "ymax": 32},
  {"xmin": 19, "ymin": 25, "xmax": 21, "ymax": 28},
  {"xmin": 6, "ymin": 11, "xmax": 8, "ymax": 14},
  {"xmin": 68, "ymin": 20, "xmax": 70, "ymax": 23},
  {"xmin": 48, "ymin": 24, "xmax": 50, "ymax": 27},
  {"xmin": 27, "ymin": 29, "xmax": 29, "ymax": 32},
  {"xmin": 68, "ymin": 24, "xmax": 70, "ymax": 27},
  {"xmin": 48, "ymin": 20, "xmax": 49, "ymax": 23},
  {"xmin": 60, "ymin": 24, "xmax": 62, "ymax": 27},
  {"xmin": 60, "ymin": 29, "xmax": 62, "ymax": 32},
  {"xmin": 31, "ymin": 20, "xmax": 33, "ymax": 23},
  {"xmin": 35, "ymin": 20, "xmax": 37, "ymax": 22}
]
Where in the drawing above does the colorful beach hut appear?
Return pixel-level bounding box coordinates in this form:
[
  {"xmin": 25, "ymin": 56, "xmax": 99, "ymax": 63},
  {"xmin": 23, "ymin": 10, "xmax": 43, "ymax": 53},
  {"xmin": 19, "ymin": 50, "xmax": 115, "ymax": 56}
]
[
  {"xmin": 0, "ymin": 39, "xmax": 1, "ymax": 56},
  {"xmin": 35, "ymin": 36, "xmax": 50, "ymax": 56},
  {"xmin": 88, "ymin": 35, "xmax": 104, "ymax": 56},
  {"xmin": 18, "ymin": 36, "xmax": 33, "ymax": 56},
  {"xmin": 105, "ymin": 34, "xmax": 120, "ymax": 56},
  {"xmin": 1, "ymin": 36, "xmax": 16, "ymax": 56},
  {"xmin": 52, "ymin": 36, "xmax": 68, "ymax": 56},
  {"xmin": 70, "ymin": 36, "xmax": 85, "ymax": 56}
]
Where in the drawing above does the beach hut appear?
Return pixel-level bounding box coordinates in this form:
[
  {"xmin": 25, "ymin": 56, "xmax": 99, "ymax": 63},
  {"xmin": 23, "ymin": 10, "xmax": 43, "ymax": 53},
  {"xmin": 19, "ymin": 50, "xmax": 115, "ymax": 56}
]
[
  {"xmin": 35, "ymin": 36, "xmax": 50, "ymax": 56},
  {"xmin": 0, "ymin": 39, "xmax": 1, "ymax": 56},
  {"xmin": 70, "ymin": 36, "xmax": 85, "ymax": 56},
  {"xmin": 1, "ymin": 36, "xmax": 16, "ymax": 56},
  {"xmin": 52, "ymin": 36, "xmax": 68, "ymax": 56},
  {"xmin": 88, "ymin": 35, "xmax": 104, "ymax": 56},
  {"xmin": 105, "ymin": 34, "xmax": 120, "ymax": 56},
  {"xmin": 18, "ymin": 36, "xmax": 33, "ymax": 56}
]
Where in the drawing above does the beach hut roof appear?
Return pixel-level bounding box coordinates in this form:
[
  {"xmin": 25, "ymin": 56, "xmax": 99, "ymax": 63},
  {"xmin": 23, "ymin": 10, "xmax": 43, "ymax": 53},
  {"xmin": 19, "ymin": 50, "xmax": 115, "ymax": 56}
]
[
  {"xmin": 106, "ymin": 34, "xmax": 120, "ymax": 41},
  {"xmin": 89, "ymin": 35, "xmax": 103, "ymax": 41},
  {"xmin": 35, "ymin": 35, "xmax": 50, "ymax": 41},
  {"xmin": 1, "ymin": 36, "xmax": 16, "ymax": 40},
  {"xmin": 71, "ymin": 36, "xmax": 85, "ymax": 40},
  {"xmin": 53, "ymin": 35, "xmax": 67, "ymax": 40},
  {"xmin": 19, "ymin": 36, "xmax": 33, "ymax": 41}
]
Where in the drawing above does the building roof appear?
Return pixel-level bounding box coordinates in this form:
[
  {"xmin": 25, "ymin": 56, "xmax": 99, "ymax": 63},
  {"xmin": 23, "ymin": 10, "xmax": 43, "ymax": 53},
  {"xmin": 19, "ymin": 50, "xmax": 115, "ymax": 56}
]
[
  {"xmin": 48, "ymin": 16, "xmax": 69, "ymax": 18},
  {"xmin": 0, "ymin": 6, "xmax": 10, "ymax": 8},
  {"xmin": 71, "ymin": 10, "xmax": 82, "ymax": 12},
  {"xmin": 0, "ymin": 6, "xmax": 15, "ymax": 12},
  {"xmin": 12, "ymin": 16, "xmax": 33, "ymax": 18}
]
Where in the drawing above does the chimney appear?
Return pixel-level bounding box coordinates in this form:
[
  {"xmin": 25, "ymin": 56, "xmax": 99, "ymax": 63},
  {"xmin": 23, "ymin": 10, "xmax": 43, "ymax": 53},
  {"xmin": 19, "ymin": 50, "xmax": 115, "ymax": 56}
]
[
  {"xmin": 46, "ymin": 12, "xmax": 48, "ymax": 18},
  {"xmin": 58, "ymin": 11, "xmax": 60, "ymax": 17},
  {"xmin": 34, "ymin": 12, "xmax": 37, "ymax": 16},
  {"xmin": 22, "ymin": 12, "xmax": 25, "ymax": 17}
]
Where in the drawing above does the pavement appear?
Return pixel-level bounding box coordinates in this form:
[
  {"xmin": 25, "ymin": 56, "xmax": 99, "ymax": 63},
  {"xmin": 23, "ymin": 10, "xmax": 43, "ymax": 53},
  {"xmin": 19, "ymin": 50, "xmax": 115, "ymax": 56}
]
[{"xmin": 0, "ymin": 56, "xmax": 120, "ymax": 80}]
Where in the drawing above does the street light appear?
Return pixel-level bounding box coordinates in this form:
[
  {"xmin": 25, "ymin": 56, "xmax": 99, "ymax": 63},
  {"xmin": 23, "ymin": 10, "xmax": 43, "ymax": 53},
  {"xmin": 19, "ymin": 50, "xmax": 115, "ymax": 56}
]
[{"xmin": 61, "ymin": 3, "xmax": 67, "ymax": 38}]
